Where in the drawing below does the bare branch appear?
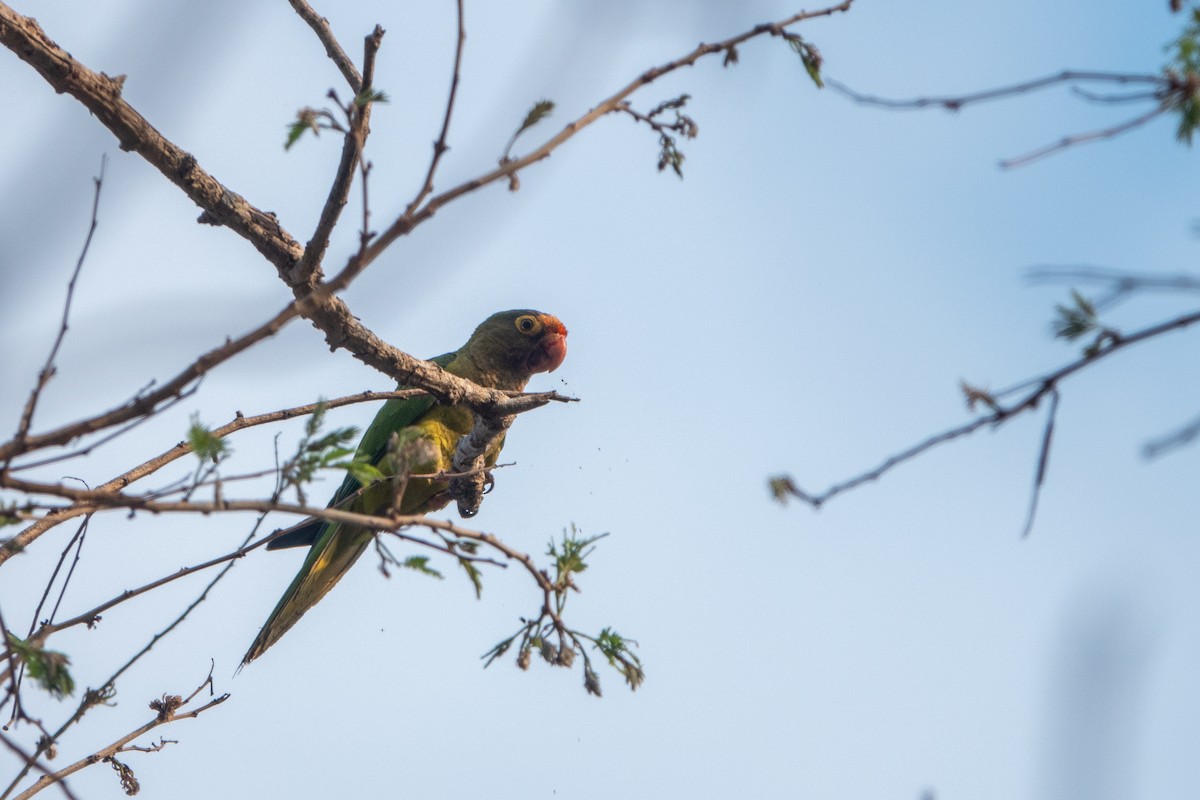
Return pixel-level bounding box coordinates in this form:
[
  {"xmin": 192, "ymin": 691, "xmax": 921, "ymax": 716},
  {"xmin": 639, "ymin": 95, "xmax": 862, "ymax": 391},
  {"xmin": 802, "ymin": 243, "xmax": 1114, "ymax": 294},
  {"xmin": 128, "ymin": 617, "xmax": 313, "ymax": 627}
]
[
  {"xmin": 404, "ymin": 0, "xmax": 466, "ymax": 217},
  {"xmin": 286, "ymin": 0, "xmax": 363, "ymax": 93},
  {"xmin": 826, "ymin": 71, "xmax": 1178, "ymax": 168},
  {"xmin": 358, "ymin": 1, "xmax": 856, "ymax": 269},
  {"xmin": 0, "ymin": 303, "xmax": 301, "ymax": 465},
  {"xmin": 8, "ymin": 671, "xmax": 228, "ymax": 800},
  {"xmin": 289, "ymin": 26, "xmax": 386, "ymax": 287},
  {"xmin": 1143, "ymin": 411, "xmax": 1200, "ymax": 459},
  {"xmin": 1021, "ymin": 389, "xmax": 1059, "ymax": 539},
  {"xmin": 6, "ymin": 158, "xmax": 105, "ymax": 472},
  {"xmin": 0, "ymin": 3, "xmax": 302, "ymax": 273},
  {"xmin": 0, "ymin": 0, "xmax": 846, "ymax": 419},
  {"xmin": 0, "ymin": 734, "xmax": 78, "ymax": 800},
  {"xmin": 774, "ymin": 307, "xmax": 1200, "ymax": 521},
  {"xmin": 1027, "ymin": 264, "xmax": 1200, "ymax": 309},
  {"xmin": 999, "ymin": 103, "xmax": 1169, "ymax": 168}
]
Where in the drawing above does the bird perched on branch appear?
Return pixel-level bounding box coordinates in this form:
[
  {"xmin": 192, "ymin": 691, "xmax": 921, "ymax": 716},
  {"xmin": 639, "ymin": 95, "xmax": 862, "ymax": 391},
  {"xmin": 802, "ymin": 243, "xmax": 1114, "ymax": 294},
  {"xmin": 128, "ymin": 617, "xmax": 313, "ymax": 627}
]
[{"xmin": 242, "ymin": 310, "xmax": 568, "ymax": 665}]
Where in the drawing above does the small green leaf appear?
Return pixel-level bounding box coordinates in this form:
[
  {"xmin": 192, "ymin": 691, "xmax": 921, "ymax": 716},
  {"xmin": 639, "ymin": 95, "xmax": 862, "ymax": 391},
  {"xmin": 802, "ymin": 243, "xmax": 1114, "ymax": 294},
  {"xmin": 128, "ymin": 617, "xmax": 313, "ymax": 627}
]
[
  {"xmin": 342, "ymin": 459, "xmax": 384, "ymax": 487},
  {"xmin": 399, "ymin": 555, "xmax": 443, "ymax": 580},
  {"xmin": 355, "ymin": 88, "xmax": 390, "ymax": 108},
  {"xmin": 1052, "ymin": 289, "xmax": 1098, "ymax": 341},
  {"xmin": 547, "ymin": 525, "xmax": 608, "ymax": 584},
  {"xmin": 787, "ymin": 36, "xmax": 825, "ymax": 88},
  {"xmin": 517, "ymin": 99, "xmax": 555, "ymax": 136},
  {"xmin": 595, "ymin": 627, "xmax": 645, "ymax": 691},
  {"xmin": 7, "ymin": 634, "xmax": 75, "ymax": 699},
  {"xmin": 285, "ymin": 109, "xmax": 322, "ymax": 151},
  {"xmin": 459, "ymin": 558, "xmax": 483, "ymax": 599},
  {"xmin": 187, "ymin": 415, "xmax": 228, "ymax": 463}
]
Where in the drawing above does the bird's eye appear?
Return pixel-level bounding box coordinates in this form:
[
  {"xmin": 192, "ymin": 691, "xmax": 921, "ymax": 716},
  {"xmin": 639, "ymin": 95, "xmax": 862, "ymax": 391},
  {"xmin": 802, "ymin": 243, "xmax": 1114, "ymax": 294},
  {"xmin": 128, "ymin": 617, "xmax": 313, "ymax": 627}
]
[{"xmin": 515, "ymin": 315, "xmax": 541, "ymax": 335}]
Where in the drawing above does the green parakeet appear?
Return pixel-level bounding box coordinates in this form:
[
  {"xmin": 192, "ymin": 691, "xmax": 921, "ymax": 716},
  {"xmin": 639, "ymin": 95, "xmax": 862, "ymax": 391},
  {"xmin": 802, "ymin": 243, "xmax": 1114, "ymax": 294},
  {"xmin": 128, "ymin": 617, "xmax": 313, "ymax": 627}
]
[{"xmin": 242, "ymin": 310, "xmax": 568, "ymax": 665}]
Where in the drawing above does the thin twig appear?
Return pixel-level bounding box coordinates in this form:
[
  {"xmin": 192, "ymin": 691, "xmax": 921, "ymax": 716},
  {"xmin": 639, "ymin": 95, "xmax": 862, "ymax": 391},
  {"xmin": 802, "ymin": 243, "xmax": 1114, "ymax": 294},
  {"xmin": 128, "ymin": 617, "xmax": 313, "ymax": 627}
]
[
  {"xmin": 27, "ymin": 518, "xmax": 89, "ymax": 638},
  {"xmin": 826, "ymin": 72, "xmax": 1175, "ymax": 169},
  {"xmin": 404, "ymin": 0, "xmax": 466, "ymax": 218},
  {"xmin": 8, "ymin": 671, "xmax": 228, "ymax": 800},
  {"xmin": 1026, "ymin": 265, "xmax": 1200, "ymax": 309},
  {"xmin": 0, "ymin": 303, "xmax": 302, "ymax": 465},
  {"xmin": 286, "ymin": 0, "xmax": 363, "ymax": 93},
  {"xmin": 360, "ymin": 1, "xmax": 857, "ymax": 272},
  {"xmin": 827, "ymin": 71, "xmax": 1166, "ymax": 110},
  {"xmin": 999, "ymin": 103, "xmax": 1169, "ymax": 168},
  {"xmin": 1143, "ymin": 411, "xmax": 1200, "ymax": 459},
  {"xmin": 777, "ymin": 307, "xmax": 1200, "ymax": 517},
  {"xmin": 1021, "ymin": 388, "xmax": 1059, "ymax": 538},
  {"xmin": 290, "ymin": 26, "xmax": 385, "ymax": 288},
  {"xmin": 5, "ymin": 157, "xmax": 105, "ymax": 473},
  {"xmin": 0, "ymin": 733, "xmax": 78, "ymax": 800}
]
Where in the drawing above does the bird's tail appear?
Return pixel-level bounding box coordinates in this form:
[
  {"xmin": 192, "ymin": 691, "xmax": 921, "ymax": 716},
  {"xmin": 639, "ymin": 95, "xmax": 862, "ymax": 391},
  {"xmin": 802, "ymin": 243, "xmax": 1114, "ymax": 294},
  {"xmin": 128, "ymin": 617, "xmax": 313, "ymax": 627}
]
[{"xmin": 241, "ymin": 526, "xmax": 373, "ymax": 666}]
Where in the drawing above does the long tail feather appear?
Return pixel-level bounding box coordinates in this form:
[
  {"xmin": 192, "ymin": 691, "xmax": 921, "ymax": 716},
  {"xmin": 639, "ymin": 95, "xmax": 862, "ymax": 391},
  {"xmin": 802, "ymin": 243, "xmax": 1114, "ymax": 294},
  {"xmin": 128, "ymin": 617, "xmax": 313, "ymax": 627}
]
[{"xmin": 241, "ymin": 526, "xmax": 373, "ymax": 665}]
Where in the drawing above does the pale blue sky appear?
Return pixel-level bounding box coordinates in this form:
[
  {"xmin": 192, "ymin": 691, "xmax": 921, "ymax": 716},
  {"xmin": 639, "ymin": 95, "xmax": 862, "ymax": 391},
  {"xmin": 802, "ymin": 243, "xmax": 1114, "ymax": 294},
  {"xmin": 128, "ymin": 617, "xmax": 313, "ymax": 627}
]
[{"xmin": 2, "ymin": 1, "xmax": 1198, "ymax": 798}]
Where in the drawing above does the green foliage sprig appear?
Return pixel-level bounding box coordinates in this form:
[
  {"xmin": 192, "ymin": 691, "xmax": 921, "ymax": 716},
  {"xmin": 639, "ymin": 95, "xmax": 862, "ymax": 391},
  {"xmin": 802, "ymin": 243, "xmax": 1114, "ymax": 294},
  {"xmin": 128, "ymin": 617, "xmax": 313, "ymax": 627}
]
[
  {"xmin": 1166, "ymin": 7, "xmax": 1200, "ymax": 143},
  {"xmin": 6, "ymin": 633, "xmax": 75, "ymax": 699},
  {"xmin": 482, "ymin": 525, "xmax": 643, "ymax": 696},
  {"xmin": 1054, "ymin": 290, "xmax": 1121, "ymax": 357}
]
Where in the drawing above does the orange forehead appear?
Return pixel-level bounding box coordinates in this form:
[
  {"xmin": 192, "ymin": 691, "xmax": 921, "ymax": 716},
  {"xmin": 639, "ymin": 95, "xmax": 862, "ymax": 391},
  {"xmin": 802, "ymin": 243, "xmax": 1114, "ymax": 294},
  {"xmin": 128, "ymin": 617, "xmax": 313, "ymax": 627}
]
[{"xmin": 539, "ymin": 314, "xmax": 568, "ymax": 336}]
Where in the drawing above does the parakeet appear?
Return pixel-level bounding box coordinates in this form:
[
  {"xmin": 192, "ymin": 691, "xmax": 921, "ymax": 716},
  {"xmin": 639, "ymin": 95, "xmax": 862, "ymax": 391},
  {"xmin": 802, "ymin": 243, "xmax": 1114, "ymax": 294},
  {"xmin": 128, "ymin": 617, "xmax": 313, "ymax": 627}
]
[{"xmin": 241, "ymin": 310, "xmax": 568, "ymax": 665}]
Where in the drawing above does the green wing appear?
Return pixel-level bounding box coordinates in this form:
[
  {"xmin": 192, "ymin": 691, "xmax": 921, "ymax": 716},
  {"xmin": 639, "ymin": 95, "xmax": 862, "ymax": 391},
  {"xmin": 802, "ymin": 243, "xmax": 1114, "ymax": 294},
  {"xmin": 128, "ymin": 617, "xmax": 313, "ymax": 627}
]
[
  {"xmin": 266, "ymin": 351, "xmax": 454, "ymax": 551},
  {"xmin": 243, "ymin": 353, "xmax": 455, "ymax": 665}
]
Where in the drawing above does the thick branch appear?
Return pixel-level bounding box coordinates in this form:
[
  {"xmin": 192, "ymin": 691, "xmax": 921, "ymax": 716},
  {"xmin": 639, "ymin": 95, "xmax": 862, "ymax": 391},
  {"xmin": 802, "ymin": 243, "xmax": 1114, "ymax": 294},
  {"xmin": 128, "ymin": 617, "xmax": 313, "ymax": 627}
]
[{"xmin": 0, "ymin": 3, "xmax": 302, "ymax": 273}]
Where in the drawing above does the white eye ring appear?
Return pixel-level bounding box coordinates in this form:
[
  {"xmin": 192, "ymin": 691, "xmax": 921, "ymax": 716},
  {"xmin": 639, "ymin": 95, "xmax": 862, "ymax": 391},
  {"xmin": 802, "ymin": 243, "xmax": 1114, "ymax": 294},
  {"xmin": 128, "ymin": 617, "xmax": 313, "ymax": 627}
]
[{"xmin": 515, "ymin": 315, "xmax": 539, "ymax": 334}]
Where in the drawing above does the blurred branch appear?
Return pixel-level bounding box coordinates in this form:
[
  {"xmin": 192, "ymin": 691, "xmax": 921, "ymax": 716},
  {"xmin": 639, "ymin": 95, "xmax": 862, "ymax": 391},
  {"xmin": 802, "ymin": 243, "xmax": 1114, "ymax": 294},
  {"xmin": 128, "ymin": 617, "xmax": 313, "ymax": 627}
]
[
  {"xmin": 771, "ymin": 307, "xmax": 1200, "ymax": 532},
  {"xmin": 1143, "ymin": 411, "xmax": 1200, "ymax": 458},
  {"xmin": 1027, "ymin": 265, "xmax": 1200, "ymax": 309},
  {"xmin": 1020, "ymin": 388, "xmax": 1059, "ymax": 539},
  {"xmin": 0, "ymin": 734, "xmax": 76, "ymax": 800},
  {"xmin": 826, "ymin": 69, "xmax": 1195, "ymax": 168}
]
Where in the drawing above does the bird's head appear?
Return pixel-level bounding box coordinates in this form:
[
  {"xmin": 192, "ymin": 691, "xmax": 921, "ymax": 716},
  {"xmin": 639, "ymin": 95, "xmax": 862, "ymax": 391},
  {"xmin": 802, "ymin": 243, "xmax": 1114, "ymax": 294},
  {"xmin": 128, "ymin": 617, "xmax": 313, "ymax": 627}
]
[{"xmin": 463, "ymin": 309, "xmax": 568, "ymax": 389}]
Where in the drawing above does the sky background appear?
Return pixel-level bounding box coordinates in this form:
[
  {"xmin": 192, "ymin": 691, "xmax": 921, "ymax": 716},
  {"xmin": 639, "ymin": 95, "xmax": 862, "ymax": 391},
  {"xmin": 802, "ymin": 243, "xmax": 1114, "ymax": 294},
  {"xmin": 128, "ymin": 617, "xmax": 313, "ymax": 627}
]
[{"xmin": 2, "ymin": 1, "xmax": 1198, "ymax": 798}]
